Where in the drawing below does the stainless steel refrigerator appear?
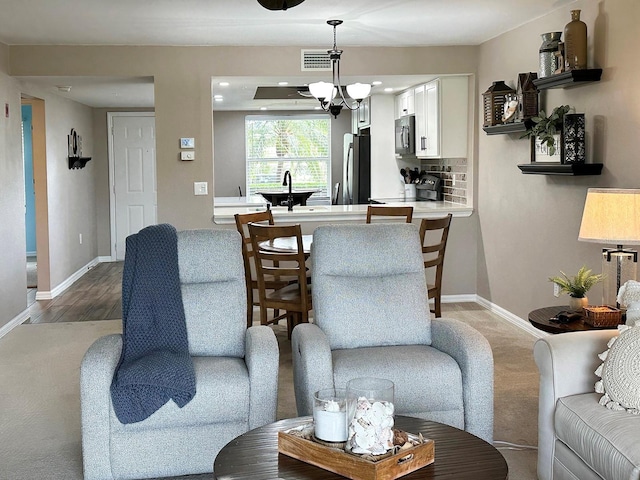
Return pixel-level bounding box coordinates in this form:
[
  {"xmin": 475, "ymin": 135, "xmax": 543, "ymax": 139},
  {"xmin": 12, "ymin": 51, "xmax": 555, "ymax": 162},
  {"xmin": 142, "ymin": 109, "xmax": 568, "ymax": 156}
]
[{"xmin": 343, "ymin": 133, "xmax": 371, "ymax": 205}]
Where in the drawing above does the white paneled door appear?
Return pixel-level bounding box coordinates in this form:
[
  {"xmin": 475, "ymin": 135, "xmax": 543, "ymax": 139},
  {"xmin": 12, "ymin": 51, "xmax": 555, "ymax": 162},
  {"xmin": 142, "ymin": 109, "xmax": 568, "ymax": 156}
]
[{"xmin": 110, "ymin": 113, "xmax": 156, "ymax": 260}]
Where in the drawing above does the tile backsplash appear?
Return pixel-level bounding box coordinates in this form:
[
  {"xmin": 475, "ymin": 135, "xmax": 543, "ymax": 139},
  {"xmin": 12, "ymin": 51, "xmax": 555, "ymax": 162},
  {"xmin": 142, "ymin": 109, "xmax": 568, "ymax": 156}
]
[{"xmin": 420, "ymin": 158, "xmax": 468, "ymax": 204}]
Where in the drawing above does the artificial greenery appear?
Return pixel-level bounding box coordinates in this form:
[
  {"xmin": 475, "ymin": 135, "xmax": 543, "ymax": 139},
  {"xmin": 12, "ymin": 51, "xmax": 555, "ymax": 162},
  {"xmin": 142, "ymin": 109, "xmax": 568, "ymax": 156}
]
[
  {"xmin": 521, "ymin": 104, "xmax": 571, "ymax": 155},
  {"xmin": 549, "ymin": 266, "xmax": 604, "ymax": 298}
]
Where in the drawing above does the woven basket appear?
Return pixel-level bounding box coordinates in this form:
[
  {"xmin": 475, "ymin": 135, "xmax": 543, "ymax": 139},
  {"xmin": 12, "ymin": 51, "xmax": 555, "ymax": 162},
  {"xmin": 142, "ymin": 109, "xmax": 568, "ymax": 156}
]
[{"xmin": 584, "ymin": 306, "xmax": 622, "ymax": 327}]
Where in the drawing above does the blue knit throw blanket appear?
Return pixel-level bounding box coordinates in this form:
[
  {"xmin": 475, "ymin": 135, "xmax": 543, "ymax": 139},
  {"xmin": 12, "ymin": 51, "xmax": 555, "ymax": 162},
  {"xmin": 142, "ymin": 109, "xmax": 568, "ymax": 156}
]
[{"xmin": 110, "ymin": 224, "xmax": 196, "ymax": 424}]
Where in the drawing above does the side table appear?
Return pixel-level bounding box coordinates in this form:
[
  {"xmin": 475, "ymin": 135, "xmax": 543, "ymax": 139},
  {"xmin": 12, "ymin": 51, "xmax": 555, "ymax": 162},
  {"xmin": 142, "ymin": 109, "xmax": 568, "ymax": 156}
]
[{"xmin": 528, "ymin": 305, "xmax": 620, "ymax": 334}]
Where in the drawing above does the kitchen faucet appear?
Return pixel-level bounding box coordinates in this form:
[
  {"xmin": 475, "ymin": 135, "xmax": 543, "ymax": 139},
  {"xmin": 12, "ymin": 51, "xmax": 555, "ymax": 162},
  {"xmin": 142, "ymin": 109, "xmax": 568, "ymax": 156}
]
[{"xmin": 282, "ymin": 170, "xmax": 293, "ymax": 211}]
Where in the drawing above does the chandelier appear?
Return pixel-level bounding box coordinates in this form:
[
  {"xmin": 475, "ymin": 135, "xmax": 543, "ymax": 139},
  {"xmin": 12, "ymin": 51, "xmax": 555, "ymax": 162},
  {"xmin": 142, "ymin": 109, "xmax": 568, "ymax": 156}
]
[{"xmin": 308, "ymin": 20, "xmax": 371, "ymax": 119}]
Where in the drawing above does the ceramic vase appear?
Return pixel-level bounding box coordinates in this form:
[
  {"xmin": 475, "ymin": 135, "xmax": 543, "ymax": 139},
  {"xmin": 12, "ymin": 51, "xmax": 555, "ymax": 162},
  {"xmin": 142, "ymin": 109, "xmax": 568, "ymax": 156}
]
[
  {"xmin": 539, "ymin": 32, "xmax": 562, "ymax": 78},
  {"xmin": 569, "ymin": 296, "xmax": 588, "ymax": 312},
  {"xmin": 564, "ymin": 10, "xmax": 587, "ymax": 70}
]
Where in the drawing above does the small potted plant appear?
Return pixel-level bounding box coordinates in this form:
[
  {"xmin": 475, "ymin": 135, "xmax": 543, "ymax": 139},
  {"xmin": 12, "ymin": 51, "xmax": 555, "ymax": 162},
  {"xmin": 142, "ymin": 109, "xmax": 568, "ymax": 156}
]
[
  {"xmin": 549, "ymin": 266, "xmax": 604, "ymax": 311},
  {"xmin": 521, "ymin": 104, "xmax": 571, "ymax": 155}
]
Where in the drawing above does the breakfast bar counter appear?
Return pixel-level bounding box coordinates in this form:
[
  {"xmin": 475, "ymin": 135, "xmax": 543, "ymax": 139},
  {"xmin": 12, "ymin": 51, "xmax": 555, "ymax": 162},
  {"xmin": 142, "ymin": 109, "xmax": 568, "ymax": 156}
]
[{"xmin": 212, "ymin": 197, "xmax": 473, "ymax": 224}]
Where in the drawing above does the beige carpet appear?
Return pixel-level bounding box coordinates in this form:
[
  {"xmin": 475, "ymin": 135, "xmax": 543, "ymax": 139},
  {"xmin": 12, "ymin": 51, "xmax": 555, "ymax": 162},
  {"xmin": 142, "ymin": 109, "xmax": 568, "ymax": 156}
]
[{"xmin": 0, "ymin": 303, "xmax": 539, "ymax": 479}]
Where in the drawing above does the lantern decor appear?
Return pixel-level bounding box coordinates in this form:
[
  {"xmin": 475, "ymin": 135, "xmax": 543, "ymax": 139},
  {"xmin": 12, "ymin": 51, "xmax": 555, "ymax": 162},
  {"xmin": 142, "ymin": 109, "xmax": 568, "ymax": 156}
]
[
  {"xmin": 516, "ymin": 72, "xmax": 539, "ymax": 122},
  {"xmin": 563, "ymin": 113, "xmax": 586, "ymax": 164},
  {"xmin": 483, "ymin": 81, "xmax": 516, "ymax": 127}
]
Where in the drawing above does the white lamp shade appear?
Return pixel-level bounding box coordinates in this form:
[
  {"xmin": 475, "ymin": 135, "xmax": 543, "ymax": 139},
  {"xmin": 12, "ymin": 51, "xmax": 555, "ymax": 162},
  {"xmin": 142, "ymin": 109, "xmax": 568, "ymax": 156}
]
[
  {"xmin": 309, "ymin": 81, "xmax": 336, "ymax": 101},
  {"xmin": 578, "ymin": 188, "xmax": 640, "ymax": 245},
  {"xmin": 346, "ymin": 82, "xmax": 371, "ymax": 100}
]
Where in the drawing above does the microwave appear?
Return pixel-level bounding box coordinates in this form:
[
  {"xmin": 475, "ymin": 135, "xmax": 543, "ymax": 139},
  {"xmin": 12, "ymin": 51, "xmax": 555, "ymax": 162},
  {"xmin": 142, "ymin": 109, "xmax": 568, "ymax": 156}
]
[{"xmin": 395, "ymin": 115, "xmax": 415, "ymax": 156}]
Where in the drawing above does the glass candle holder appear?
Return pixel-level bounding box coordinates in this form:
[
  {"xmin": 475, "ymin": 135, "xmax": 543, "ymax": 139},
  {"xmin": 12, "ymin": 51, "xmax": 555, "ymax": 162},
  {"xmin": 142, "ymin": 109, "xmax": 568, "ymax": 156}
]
[
  {"xmin": 313, "ymin": 388, "xmax": 348, "ymax": 442},
  {"xmin": 345, "ymin": 377, "xmax": 395, "ymax": 455}
]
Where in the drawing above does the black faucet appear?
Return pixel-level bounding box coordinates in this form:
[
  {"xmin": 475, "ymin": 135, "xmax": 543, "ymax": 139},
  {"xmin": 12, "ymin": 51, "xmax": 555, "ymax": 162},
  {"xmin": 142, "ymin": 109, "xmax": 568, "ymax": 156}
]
[{"xmin": 282, "ymin": 170, "xmax": 293, "ymax": 211}]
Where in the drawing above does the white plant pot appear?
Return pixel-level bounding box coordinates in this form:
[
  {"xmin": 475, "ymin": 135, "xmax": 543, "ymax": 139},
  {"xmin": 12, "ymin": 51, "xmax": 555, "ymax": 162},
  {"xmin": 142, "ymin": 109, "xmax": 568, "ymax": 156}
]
[{"xmin": 569, "ymin": 296, "xmax": 588, "ymax": 312}]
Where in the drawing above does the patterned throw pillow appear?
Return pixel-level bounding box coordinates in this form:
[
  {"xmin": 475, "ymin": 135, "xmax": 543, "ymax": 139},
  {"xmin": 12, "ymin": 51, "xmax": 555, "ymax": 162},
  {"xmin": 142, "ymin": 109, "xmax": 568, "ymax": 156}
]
[{"xmin": 595, "ymin": 323, "xmax": 640, "ymax": 414}]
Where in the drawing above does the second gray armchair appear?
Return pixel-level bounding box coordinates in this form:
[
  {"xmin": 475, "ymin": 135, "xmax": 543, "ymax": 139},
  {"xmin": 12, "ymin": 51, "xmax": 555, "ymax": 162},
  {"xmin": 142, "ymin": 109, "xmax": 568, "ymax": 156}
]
[{"xmin": 292, "ymin": 223, "xmax": 494, "ymax": 443}]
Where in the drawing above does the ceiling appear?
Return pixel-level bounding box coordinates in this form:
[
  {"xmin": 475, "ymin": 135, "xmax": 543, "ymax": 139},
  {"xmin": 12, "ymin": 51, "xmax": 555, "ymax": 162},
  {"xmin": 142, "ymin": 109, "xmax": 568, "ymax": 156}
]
[{"xmin": 5, "ymin": 0, "xmax": 577, "ymax": 109}]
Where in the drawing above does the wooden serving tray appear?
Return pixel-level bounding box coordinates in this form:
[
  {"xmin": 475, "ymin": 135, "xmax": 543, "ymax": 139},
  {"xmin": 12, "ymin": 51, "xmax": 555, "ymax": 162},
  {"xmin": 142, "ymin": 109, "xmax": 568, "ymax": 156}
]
[{"xmin": 278, "ymin": 426, "xmax": 435, "ymax": 480}]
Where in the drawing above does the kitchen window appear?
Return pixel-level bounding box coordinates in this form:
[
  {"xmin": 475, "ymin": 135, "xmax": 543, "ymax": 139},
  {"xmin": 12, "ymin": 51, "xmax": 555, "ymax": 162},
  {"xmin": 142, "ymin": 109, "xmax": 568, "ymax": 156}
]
[{"xmin": 245, "ymin": 115, "xmax": 331, "ymax": 200}]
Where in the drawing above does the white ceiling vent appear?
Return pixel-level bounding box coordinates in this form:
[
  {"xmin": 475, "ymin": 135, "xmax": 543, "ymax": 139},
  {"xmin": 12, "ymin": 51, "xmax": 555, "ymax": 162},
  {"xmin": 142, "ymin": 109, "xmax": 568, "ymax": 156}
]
[{"xmin": 301, "ymin": 50, "xmax": 331, "ymax": 71}]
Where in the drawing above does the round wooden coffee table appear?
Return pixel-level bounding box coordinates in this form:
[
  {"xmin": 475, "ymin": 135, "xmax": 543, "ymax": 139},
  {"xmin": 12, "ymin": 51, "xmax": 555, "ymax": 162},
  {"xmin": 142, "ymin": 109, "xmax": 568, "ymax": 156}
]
[{"xmin": 214, "ymin": 416, "xmax": 508, "ymax": 480}]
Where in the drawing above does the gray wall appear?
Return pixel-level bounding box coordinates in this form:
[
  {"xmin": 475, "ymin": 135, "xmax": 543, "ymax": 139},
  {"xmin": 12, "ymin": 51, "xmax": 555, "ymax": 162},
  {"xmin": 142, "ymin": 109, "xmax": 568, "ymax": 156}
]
[
  {"xmin": 0, "ymin": 45, "xmax": 27, "ymax": 328},
  {"xmin": 213, "ymin": 110, "xmax": 351, "ymax": 199},
  {"xmin": 476, "ymin": 0, "xmax": 639, "ymax": 320}
]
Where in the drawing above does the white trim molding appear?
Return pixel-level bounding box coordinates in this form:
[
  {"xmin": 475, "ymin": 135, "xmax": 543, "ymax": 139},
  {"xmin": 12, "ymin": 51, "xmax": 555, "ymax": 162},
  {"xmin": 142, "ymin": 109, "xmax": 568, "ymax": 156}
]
[
  {"xmin": 0, "ymin": 309, "xmax": 30, "ymax": 340},
  {"xmin": 475, "ymin": 295, "xmax": 549, "ymax": 339},
  {"xmin": 35, "ymin": 257, "xmax": 101, "ymax": 301}
]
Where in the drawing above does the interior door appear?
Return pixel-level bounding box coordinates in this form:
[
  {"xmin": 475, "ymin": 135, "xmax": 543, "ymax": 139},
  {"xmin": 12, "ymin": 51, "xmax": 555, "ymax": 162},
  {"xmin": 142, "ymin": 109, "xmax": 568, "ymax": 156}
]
[{"xmin": 111, "ymin": 114, "xmax": 156, "ymax": 260}]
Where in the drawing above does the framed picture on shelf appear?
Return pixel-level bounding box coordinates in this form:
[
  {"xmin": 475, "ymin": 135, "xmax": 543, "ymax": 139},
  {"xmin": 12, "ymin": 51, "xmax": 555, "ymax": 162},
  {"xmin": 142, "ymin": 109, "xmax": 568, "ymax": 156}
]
[{"xmin": 531, "ymin": 134, "xmax": 564, "ymax": 163}]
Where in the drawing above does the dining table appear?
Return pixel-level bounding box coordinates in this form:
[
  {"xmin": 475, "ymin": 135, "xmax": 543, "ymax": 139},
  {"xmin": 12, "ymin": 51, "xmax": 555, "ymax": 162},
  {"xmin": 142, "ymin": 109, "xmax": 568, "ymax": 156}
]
[{"xmin": 258, "ymin": 234, "xmax": 313, "ymax": 255}]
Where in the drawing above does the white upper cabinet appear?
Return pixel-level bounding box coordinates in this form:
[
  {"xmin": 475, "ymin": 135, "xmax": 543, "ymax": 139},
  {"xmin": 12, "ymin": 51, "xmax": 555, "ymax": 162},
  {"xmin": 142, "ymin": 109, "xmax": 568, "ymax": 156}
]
[
  {"xmin": 414, "ymin": 76, "xmax": 469, "ymax": 159},
  {"xmin": 394, "ymin": 90, "xmax": 415, "ymax": 119}
]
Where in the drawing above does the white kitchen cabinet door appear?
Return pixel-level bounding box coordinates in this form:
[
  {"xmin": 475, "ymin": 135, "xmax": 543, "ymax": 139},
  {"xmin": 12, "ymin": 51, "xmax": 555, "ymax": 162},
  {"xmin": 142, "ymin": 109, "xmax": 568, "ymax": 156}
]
[
  {"xmin": 414, "ymin": 80, "xmax": 439, "ymax": 157},
  {"xmin": 395, "ymin": 90, "xmax": 415, "ymax": 119},
  {"xmin": 415, "ymin": 76, "xmax": 468, "ymax": 159}
]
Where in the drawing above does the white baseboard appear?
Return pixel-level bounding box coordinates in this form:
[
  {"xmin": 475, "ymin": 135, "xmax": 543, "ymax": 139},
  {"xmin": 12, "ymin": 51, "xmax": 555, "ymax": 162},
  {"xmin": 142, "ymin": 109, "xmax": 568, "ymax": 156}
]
[
  {"xmin": 475, "ymin": 296, "xmax": 548, "ymax": 339},
  {"xmin": 34, "ymin": 257, "xmax": 102, "ymax": 301},
  {"xmin": 0, "ymin": 309, "xmax": 30, "ymax": 340}
]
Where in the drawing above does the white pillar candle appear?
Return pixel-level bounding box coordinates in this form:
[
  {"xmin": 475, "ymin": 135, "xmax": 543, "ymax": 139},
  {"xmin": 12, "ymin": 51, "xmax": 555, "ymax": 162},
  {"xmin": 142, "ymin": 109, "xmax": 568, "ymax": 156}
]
[{"xmin": 314, "ymin": 406, "xmax": 347, "ymax": 442}]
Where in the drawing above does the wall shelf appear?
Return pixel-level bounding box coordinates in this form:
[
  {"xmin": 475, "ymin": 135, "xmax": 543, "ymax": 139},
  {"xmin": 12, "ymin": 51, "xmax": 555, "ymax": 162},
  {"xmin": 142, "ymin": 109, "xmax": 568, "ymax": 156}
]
[
  {"xmin": 517, "ymin": 163, "xmax": 603, "ymax": 176},
  {"xmin": 483, "ymin": 119, "xmax": 532, "ymax": 135},
  {"xmin": 533, "ymin": 69, "xmax": 602, "ymax": 90}
]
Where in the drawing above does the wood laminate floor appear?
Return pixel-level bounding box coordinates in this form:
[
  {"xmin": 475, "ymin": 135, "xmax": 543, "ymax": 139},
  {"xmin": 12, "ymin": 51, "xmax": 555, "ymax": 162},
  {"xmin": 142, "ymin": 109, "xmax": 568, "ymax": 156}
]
[{"xmin": 25, "ymin": 262, "xmax": 123, "ymax": 324}]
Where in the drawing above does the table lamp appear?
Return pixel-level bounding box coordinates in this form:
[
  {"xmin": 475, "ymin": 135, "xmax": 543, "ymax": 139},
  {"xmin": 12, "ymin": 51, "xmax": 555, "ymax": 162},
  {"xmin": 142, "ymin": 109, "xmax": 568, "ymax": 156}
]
[{"xmin": 578, "ymin": 188, "xmax": 640, "ymax": 307}]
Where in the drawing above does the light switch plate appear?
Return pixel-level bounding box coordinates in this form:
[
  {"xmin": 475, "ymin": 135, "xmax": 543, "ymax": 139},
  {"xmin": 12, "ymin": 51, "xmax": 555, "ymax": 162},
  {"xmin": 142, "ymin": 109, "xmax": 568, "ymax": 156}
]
[
  {"xmin": 180, "ymin": 137, "xmax": 195, "ymax": 148},
  {"xmin": 181, "ymin": 151, "xmax": 195, "ymax": 161},
  {"xmin": 194, "ymin": 182, "xmax": 208, "ymax": 196}
]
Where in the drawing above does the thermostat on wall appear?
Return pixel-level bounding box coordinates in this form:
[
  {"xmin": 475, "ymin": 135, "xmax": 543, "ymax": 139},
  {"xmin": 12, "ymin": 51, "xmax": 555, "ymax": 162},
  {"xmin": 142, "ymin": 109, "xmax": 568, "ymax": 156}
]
[{"xmin": 180, "ymin": 137, "xmax": 195, "ymax": 148}]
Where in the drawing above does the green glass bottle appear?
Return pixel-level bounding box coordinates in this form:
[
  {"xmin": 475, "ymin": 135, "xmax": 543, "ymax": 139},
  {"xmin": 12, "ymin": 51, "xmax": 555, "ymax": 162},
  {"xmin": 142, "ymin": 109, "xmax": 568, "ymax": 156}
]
[{"xmin": 564, "ymin": 9, "xmax": 587, "ymax": 70}]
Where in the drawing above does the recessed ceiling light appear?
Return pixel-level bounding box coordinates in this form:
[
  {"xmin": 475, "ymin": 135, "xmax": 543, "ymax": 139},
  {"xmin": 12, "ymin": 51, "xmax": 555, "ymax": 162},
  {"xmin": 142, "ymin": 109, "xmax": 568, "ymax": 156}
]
[
  {"xmin": 214, "ymin": 94, "xmax": 223, "ymax": 99},
  {"xmin": 384, "ymin": 87, "xmax": 394, "ymax": 92},
  {"xmin": 56, "ymin": 85, "xmax": 72, "ymax": 92},
  {"xmin": 314, "ymin": 106, "xmax": 322, "ymax": 110},
  {"xmin": 372, "ymin": 81, "xmax": 382, "ymax": 86},
  {"xmin": 219, "ymin": 82, "xmax": 229, "ymax": 87},
  {"xmin": 214, "ymin": 97, "xmax": 224, "ymax": 102},
  {"xmin": 260, "ymin": 107, "xmax": 268, "ymax": 110},
  {"xmin": 278, "ymin": 81, "xmax": 289, "ymax": 86}
]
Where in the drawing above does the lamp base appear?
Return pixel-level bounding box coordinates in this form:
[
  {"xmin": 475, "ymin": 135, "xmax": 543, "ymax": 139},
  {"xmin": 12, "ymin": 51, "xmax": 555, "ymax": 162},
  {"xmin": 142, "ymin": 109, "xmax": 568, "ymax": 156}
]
[{"xmin": 602, "ymin": 248, "xmax": 637, "ymax": 307}]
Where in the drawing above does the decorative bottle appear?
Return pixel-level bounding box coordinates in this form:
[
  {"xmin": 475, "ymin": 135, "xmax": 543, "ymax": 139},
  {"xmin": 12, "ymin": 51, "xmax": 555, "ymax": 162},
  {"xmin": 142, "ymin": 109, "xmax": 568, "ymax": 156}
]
[
  {"xmin": 564, "ymin": 10, "xmax": 587, "ymax": 70},
  {"xmin": 539, "ymin": 32, "xmax": 562, "ymax": 78}
]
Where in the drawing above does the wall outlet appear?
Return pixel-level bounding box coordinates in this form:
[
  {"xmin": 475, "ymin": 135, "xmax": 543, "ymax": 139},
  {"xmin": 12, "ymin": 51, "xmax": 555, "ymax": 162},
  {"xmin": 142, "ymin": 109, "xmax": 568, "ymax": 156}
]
[
  {"xmin": 553, "ymin": 283, "xmax": 560, "ymax": 297},
  {"xmin": 180, "ymin": 151, "xmax": 195, "ymax": 161}
]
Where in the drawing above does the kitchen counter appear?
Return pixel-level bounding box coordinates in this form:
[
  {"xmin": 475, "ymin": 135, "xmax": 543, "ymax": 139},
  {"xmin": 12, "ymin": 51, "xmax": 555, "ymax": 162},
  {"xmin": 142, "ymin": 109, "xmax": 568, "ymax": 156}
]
[{"xmin": 213, "ymin": 198, "xmax": 472, "ymax": 224}]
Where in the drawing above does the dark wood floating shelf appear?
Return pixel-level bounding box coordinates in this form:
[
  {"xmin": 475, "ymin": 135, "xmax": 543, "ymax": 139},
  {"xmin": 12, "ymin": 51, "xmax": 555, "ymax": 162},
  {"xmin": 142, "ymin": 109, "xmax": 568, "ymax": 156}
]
[
  {"xmin": 483, "ymin": 119, "xmax": 533, "ymax": 135},
  {"xmin": 68, "ymin": 156, "xmax": 92, "ymax": 170},
  {"xmin": 533, "ymin": 69, "xmax": 602, "ymax": 90},
  {"xmin": 517, "ymin": 163, "xmax": 603, "ymax": 176}
]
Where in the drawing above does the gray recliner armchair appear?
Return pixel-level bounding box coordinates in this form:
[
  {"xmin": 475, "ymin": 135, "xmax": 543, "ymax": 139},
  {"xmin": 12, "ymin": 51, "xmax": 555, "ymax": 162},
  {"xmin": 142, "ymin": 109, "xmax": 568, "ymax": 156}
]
[
  {"xmin": 292, "ymin": 223, "xmax": 494, "ymax": 443},
  {"xmin": 80, "ymin": 229, "xmax": 279, "ymax": 480}
]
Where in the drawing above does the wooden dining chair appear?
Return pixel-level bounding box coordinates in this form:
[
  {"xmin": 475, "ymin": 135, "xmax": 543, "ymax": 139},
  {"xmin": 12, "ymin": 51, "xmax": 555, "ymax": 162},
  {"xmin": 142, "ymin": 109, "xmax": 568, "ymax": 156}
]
[
  {"xmin": 366, "ymin": 205, "xmax": 414, "ymax": 223},
  {"xmin": 235, "ymin": 210, "xmax": 289, "ymax": 328},
  {"xmin": 419, "ymin": 214, "xmax": 452, "ymax": 318},
  {"xmin": 248, "ymin": 222, "xmax": 312, "ymax": 339}
]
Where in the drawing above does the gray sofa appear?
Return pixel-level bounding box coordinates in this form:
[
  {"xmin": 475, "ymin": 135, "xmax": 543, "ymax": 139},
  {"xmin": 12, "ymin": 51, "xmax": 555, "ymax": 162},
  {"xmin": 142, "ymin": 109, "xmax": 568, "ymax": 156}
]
[
  {"xmin": 80, "ymin": 229, "xmax": 279, "ymax": 480},
  {"xmin": 534, "ymin": 329, "xmax": 640, "ymax": 480},
  {"xmin": 292, "ymin": 223, "xmax": 494, "ymax": 443}
]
